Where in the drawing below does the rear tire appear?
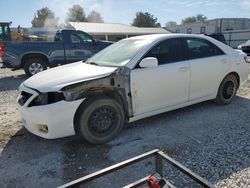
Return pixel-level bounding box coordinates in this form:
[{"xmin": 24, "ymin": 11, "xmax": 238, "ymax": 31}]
[
  {"xmin": 76, "ymin": 96, "xmax": 125, "ymax": 144},
  {"xmin": 23, "ymin": 58, "xmax": 47, "ymax": 76},
  {"xmin": 215, "ymin": 74, "xmax": 238, "ymax": 105}
]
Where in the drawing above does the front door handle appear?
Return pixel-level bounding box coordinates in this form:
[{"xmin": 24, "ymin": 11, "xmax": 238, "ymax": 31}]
[{"xmin": 179, "ymin": 67, "xmax": 189, "ymax": 72}]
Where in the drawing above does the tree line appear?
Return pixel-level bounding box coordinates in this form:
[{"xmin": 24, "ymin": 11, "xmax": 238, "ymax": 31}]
[
  {"xmin": 31, "ymin": 5, "xmax": 104, "ymax": 28},
  {"xmin": 31, "ymin": 4, "xmax": 207, "ymax": 28},
  {"xmin": 165, "ymin": 14, "xmax": 207, "ymax": 28}
]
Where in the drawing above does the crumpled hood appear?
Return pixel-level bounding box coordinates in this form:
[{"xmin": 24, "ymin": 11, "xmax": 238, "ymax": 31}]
[{"xmin": 23, "ymin": 61, "xmax": 117, "ymax": 92}]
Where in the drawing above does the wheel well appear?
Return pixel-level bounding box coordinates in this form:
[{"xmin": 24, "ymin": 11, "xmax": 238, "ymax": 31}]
[
  {"xmin": 21, "ymin": 53, "xmax": 49, "ymax": 67},
  {"xmin": 226, "ymin": 72, "xmax": 240, "ymax": 86},
  {"xmin": 73, "ymin": 90, "xmax": 126, "ymax": 134}
]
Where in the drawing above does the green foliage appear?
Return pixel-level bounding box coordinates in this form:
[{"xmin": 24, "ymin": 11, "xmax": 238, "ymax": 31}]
[
  {"xmin": 31, "ymin": 5, "xmax": 105, "ymax": 28},
  {"xmin": 66, "ymin": 4, "xmax": 86, "ymax": 23},
  {"xmin": 181, "ymin": 16, "xmax": 197, "ymax": 24},
  {"xmin": 87, "ymin": 11, "xmax": 104, "ymax": 23},
  {"xmin": 31, "ymin": 7, "xmax": 59, "ymax": 28},
  {"xmin": 181, "ymin": 14, "xmax": 207, "ymax": 24},
  {"xmin": 196, "ymin": 14, "xmax": 207, "ymax": 22},
  {"xmin": 132, "ymin": 12, "xmax": 161, "ymax": 27}
]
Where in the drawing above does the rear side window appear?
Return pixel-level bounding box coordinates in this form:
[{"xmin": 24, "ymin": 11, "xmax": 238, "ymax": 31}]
[
  {"xmin": 185, "ymin": 38, "xmax": 225, "ymax": 59},
  {"xmin": 144, "ymin": 38, "xmax": 185, "ymax": 65}
]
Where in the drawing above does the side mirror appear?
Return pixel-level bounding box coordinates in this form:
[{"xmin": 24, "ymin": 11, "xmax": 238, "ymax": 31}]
[{"xmin": 139, "ymin": 57, "xmax": 158, "ymax": 68}]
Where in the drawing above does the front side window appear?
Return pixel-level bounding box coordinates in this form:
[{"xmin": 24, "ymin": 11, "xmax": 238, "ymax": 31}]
[
  {"xmin": 144, "ymin": 38, "xmax": 185, "ymax": 65},
  {"xmin": 70, "ymin": 31, "xmax": 92, "ymax": 43},
  {"xmin": 186, "ymin": 38, "xmax": 225, "ymax": 59}
]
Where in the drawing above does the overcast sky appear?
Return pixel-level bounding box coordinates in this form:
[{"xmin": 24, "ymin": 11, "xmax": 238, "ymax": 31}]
[{"xmin": 1, "ymin": 0, "xmax": 250, "ymax": 27}]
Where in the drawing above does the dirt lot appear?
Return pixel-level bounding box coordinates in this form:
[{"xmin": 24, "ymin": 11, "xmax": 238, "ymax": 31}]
[{"xmin": 0, "ymin": 67, "xmax": 250, "ymax": 188}]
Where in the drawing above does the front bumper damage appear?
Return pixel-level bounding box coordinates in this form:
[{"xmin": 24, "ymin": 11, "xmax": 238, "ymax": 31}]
[
  {"xmin": 17, "ymin": 66, "xmax": 133, "ymax": 139},
  {"xmin": 18, "ymin": 84, "xmax": 84, "ymax": 139}
]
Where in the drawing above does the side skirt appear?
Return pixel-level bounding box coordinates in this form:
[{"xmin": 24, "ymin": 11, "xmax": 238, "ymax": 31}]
[{"xmin": 128, "ymin": 94, "xmax": 215, "ymax": 123}]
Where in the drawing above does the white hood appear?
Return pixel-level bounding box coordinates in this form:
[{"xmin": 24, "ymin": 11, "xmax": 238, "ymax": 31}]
[{"xmin": 23, "ymin": 61, "xmax": 117, "ymax": 92}]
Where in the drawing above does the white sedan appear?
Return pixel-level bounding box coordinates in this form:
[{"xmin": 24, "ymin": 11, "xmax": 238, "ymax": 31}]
[{"xmin": 18, "ymin": 34, "xmax": 250, "ymax": 144}]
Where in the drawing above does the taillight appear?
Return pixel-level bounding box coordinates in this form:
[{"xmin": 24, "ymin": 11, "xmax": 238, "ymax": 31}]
[
  {"xmin": 244, "ymin": 56, "xmax": 250, "ymax": 64},
  {"xmin": 0, "ymin": 43, "xmax": 4, "ymax": 57}
]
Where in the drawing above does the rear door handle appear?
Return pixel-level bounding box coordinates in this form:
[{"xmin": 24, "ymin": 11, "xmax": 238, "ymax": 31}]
[{"xmin": 220, "ymin": 59, "xmax": 227, "ymax": 64}]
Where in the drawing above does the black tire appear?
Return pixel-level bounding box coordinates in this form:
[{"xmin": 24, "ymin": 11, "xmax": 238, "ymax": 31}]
[
  {"xmin": 215, "ymin": 74, "xmax": 239, "ymax": 105},
  {"xmin": 75, "ymin": 96, "xmax": 125, "ymax": 144},
  {"xmin": 23, "ymin": 57, "xmax": 47, "ymax": 76}
]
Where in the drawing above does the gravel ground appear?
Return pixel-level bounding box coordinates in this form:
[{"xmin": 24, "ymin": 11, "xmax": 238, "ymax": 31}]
[{"xmin": 0, "ymin": 66, "xmax": 249, "ymax": 188}]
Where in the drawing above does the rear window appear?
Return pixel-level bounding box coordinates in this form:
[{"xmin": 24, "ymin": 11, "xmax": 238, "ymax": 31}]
[{"xmin": 186, "ymin": 38, "xmax": 225, "ymax": 59}]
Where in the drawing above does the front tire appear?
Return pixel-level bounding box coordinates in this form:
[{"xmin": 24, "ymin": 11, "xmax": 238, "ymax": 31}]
[
  {"xmin": 215, "ymin": 74, "xmax": 239, "ymax": 105},
  {"xmin": 23, "ymin": 58, "xmax": 47, "ymax": 76},
  {"xmin": 76, "ymin": 96, "xmax": 125, "ymax": 144}
]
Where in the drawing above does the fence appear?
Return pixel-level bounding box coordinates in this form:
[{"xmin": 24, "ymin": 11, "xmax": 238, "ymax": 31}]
[{"xmin": 223, "ymin": 30, "xmax": 250, "ymax": 48}]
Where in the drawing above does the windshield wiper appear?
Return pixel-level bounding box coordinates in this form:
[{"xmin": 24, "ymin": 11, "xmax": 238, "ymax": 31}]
[
  {"xmin": 89, "ymin": 62, "xmax": 99, "ymax": 66},
  {"xmin": 83, "ymin": 60, "xmax": 100, "ymax": 66}
]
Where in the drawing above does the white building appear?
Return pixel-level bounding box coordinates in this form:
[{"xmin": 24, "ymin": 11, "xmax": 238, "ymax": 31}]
[
  {"xmin": 167, "ymin": 18, "xmax": 250, "ymax": 34},
  {"xmin": 69, "ymin": 22, "xmax": 170, "ymax": 41}
]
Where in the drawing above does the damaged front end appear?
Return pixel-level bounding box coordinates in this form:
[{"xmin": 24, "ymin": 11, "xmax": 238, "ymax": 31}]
[
  {"xmin": 61, "ymin": 66, "xmax": 133, "ymax": 117},
  {"xmin": 30, "ymin": 92, "xmax": 64, "ymax": 107},
  {"xmin": 18, "ymin": 66, "xmax": 133, "ymax": 118},
  {"xmin": 17, "ymin": 84, "xmax": 84, "ymax": 138},
  {"xmin": 18, "ymin": 88, "xmax": 64, "ymax": 107}
]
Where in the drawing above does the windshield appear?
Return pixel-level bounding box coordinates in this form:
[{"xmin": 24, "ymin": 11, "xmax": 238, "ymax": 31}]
[{"xmin": 88, "ymin": 38, "xmax": 153, "ymax": 67}]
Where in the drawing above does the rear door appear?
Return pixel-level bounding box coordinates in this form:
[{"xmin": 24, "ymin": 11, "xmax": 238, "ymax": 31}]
[
  {"xmin": 184, "ymin": 37, "xmax": 229, "ymax": 101},
  {"xmin": 65, "ymin": 31, "xmax": 96, "ymax": 63},
  {"xmin": 130, "ymin": 38, "xmax": 190, "ymax": 115}
]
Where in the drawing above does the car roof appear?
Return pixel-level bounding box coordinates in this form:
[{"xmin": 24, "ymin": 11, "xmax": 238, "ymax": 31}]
[
  {"xmin": 125, "ymin": 33, "xmax": 208, "ymax": 40},
  {"xmin": 125, "ymin": 33, "xmax": 233, "ymax": 53}
]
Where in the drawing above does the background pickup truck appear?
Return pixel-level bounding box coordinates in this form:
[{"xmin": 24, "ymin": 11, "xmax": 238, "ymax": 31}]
[{"xmin": 0, "ymin": 29, "xmax": 113, "ymax": 76}]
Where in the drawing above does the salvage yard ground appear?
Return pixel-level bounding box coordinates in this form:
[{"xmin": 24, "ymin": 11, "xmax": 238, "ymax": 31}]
[{"xmin": 0, "ymin": 67, "xmax": 250, "ymax": 188}]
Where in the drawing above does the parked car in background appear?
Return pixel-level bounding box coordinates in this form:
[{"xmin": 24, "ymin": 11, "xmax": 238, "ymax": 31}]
[
  {"xmin": 238, "ymin": 39, "xmax": 250, "ymax": 55},
  {"xmin": 0, "ymin": 29, "xmax": 113, "ymax": 76},
  {"xmin": 18, "ymin": 34, "xmax": 250, "ymax": 144}
]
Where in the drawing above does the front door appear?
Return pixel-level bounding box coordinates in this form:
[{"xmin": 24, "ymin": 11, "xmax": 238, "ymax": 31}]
[{"xmin": 130, "ymin": 38, "xmax": 190, "ymax": 116}]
